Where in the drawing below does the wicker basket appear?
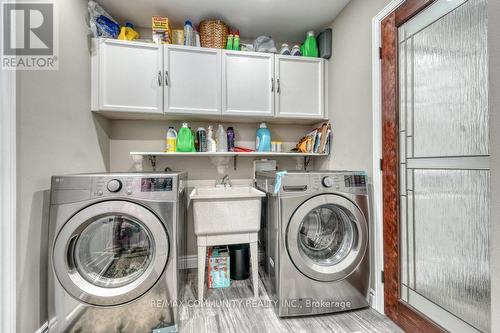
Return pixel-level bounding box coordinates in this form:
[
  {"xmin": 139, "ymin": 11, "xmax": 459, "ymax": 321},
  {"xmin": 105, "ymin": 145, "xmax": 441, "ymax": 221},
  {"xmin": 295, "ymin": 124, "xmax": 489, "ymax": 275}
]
[{"xmin": 199, "ymin": 19, "xmax": 228, "ymax": 49}]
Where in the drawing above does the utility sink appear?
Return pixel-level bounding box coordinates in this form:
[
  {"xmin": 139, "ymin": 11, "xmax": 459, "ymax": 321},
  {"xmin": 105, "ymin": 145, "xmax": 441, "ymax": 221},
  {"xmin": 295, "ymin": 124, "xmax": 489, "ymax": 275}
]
[{"xmin": 190, "ymin": 186, "xmax": 265, "ymax": 236}]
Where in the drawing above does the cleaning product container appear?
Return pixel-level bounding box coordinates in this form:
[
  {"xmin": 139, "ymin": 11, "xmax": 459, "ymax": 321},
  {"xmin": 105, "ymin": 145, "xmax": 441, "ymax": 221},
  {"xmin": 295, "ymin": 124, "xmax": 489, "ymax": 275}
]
[
  {"xmin": 176, "ymin": 123, "xmax": 194, "ymax": 152},
  {"xmin": 303, "ymin": 30, "xmax": 319, "ymax": 57},
  {"xmin": 256, "ymin": 123, "xmax": 271, "ymax": 152},
  {"xmin": 165, "ymin": 127, "xmax": 177, "ymax": 152},
  {"xmin": 216, "ymin": 124, "xmax": 228, "ymax": 152}
]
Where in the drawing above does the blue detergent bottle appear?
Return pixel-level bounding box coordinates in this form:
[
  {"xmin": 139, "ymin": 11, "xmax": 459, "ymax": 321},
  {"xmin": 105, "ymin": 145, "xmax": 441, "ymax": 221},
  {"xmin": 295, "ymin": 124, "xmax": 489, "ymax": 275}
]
[{"xmin": 256, "ymin": 122, "xmax": 271, "ymax": 152}]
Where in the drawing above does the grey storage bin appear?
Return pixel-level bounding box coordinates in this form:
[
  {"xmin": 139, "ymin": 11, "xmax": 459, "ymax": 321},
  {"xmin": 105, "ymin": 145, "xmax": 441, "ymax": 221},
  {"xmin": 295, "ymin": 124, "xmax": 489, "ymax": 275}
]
[{"xmin": 317, "ymin": 28, "xmax": 332, "ymax": 59}]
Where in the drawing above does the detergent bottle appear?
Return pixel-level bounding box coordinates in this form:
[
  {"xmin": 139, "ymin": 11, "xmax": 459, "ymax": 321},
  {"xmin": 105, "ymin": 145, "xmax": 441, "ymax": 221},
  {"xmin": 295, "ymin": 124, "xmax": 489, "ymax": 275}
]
[
  {"xmin": 176, "ymin": 123, "xmax": 194, "ymax": 152},
  {"xmin": 256, "ymin": 123, "xmax": 271, "ymax": 152},
  {"xmin": 303, "ymin": 30, "xmax": 318, "ymax": 57}
]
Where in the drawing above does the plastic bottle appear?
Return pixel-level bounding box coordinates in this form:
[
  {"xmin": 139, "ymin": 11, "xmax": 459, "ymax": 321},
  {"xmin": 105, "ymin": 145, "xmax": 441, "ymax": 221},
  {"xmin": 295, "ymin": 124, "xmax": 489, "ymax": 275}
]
[
  {"xmin": 184, "ymin": 20, "xmax": 193, "ymax": 46},
  {"xmin": 176, "ymin": 123, "xmax": 194, "ymax": 152},
  {"xmin": 226, "ymin": 30, "xmax": 234, "ymax": 50},
  {"xmin": 196, "ymin": 127, "xmax": 207, "ymax": 152},
  {"xmin": 227, "ymin": 127, "xmax": 235, "ymax": 152},
  {"xmin": 256, "ymin": 123, "xmax": 271, "ymax": 152},
  {"xmin": 291, "ymin": 44, "xmax": 301, "ymax": 56},
  {"xmin": 165, "ymin": 126, "xmax": 177, "ymax": 152},
  {"xmin": 207, "ymin": 125, "xmax": 217, "ymax": 152},
  {"xmin": 216, "ymin": 124, "xmax": 228, "ymax": 152},
  {"xmin": 279, "ymin": 43, "xmax": 291, "ymax": 55},
  {"xmin": 303, "ymin": 30, "xmax": 319, "ymax": 57},
  {"xmin": 233, "ymin": 30, "xmax": 240, "ymax": 51}
]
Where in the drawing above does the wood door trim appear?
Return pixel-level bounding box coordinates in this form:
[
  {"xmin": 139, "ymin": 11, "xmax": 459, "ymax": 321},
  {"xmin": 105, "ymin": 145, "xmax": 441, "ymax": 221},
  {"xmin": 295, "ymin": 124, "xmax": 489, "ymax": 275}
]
[
  {"xmin": 381, "ymin": 1, "xmax": 446, "ymax": 332},
  {"xmin": 395, "ymin": 0, "xmax": 435, "ymax": 26}
]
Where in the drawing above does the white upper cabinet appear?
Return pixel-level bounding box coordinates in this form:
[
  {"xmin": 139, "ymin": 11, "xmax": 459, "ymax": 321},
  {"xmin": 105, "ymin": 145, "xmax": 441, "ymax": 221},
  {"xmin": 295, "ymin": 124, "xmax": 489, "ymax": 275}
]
[
  {"xmin": 222, "ymin": 51, "xmax": 274, "ymax": 117},
  {"xmin": 164, "ymin": 45, "xmax": 221, "ymax": 115},
  {"xmin": 92, "ymin": 39, "xmax": 163, "ymax": 113},
  {"xmin": 91, "ymin": 40, "xmax": 327, "ymax": 121},
  {"xmin": 275, "ymin": 56, "xmax": 325, "ymax": 119}
]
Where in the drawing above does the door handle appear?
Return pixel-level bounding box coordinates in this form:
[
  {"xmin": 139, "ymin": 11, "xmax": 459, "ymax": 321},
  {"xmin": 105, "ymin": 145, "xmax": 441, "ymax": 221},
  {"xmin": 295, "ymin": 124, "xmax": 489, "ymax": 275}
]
[
  {"xmin": 158, "ymin": 70, "xmax": 163, "ymax": 86},
  {"xmin": 283, "ymin": 185, "xmax": 307, "ymax": 192},
  {"xmin": 277, "ymin": 78, "xmax": 281, "ymax": 93},
  {"xmin": 271, "ymin": 78, "xmax": 274, "ymax": 92},
  {"xmin": 164, "ymin": 70, "xmax": 169, "ymax": 86}
]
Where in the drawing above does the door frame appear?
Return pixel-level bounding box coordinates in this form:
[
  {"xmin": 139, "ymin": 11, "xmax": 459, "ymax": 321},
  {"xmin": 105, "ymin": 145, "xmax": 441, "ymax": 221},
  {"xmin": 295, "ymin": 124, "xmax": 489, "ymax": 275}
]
[
  {"xmin": 0, "ymin": 32, "xmax": 17, "ymax": 333},
  {"xmin": 372, "ymin": 0, "xmax": 447, "ymax": 331}
]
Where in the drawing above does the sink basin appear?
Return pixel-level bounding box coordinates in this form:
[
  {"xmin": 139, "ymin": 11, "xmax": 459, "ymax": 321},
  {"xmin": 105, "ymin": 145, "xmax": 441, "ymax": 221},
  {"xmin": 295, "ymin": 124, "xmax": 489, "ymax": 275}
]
[{"xmin": 190, "ymin": 186, "xmax": 265, "ymax": 236}]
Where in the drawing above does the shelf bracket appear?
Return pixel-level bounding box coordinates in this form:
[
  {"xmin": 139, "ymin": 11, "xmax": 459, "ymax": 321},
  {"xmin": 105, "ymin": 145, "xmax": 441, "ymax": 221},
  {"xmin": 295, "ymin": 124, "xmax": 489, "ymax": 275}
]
[
  {"xmin": 304, "ymin": 156, "xmax": 313, "ymax": 170},
  {"xmin": 148, "ymin": 155, "xmax": 157, "ymax": 172},
  {"xmin": 233, "ymin": 156, "xmax": 237, "ymax": 170}
]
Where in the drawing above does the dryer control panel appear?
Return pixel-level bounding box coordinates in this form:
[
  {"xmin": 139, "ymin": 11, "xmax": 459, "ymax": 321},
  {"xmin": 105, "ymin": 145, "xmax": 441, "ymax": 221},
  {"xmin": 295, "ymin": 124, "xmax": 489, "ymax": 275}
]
[{"xmin": 50, "ymin": 173, "xmax": 182, "ymax": 204}]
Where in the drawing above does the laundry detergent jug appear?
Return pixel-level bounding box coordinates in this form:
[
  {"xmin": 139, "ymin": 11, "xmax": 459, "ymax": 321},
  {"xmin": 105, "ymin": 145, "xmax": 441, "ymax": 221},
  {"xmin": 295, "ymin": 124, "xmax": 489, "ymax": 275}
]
[
  {"xmin": 256, "ymin": 122, "xmax": 271, "ymax": 152},
  {"xmin": 176, "ymin": 123, "xmax": 194, "ymax": 152}
]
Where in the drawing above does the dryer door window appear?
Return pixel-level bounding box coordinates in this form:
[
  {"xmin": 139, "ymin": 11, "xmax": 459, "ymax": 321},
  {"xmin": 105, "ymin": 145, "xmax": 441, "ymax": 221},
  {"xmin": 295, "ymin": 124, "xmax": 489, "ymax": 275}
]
[
  {"xmin": 298, "ymin": 204, "xmax": 354, "ymax": 267},
  {"xmin": 74, "ymin": 215, "xmax": 154, "ymax": 288},
  {"xmin": 53, "ymin": 200, "xmax": 169, "ymax": 306},
  {"xmin": 286, "ymin": 194, "xmax": 367, "ymax": 282}
]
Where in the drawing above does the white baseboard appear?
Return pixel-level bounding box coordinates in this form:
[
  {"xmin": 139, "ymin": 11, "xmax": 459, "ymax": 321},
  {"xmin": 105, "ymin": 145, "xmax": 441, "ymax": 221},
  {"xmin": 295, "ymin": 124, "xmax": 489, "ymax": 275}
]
[{"xmin": 35, "ymin": 322, "xmax": 48, "ymax": 333}]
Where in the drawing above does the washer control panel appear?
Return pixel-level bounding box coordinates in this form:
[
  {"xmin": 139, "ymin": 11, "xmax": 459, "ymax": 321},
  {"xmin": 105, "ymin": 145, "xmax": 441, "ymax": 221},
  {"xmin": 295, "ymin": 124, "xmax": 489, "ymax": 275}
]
[
  {"xmin": 309, "ymin": 172, "xmax": 367, "ymax": 195},
  {"xmin": 92, "ymin": 175, "xmax": 177, "ymax": 200}
]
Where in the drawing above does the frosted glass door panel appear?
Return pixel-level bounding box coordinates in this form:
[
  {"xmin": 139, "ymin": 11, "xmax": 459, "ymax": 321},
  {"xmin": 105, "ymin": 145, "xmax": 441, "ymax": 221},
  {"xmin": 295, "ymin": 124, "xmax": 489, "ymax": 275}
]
[
  {"xmin": 410, "ymin": 0, "xmax": 488, "ymax": 157},
  {"xmin": 398, "ymin": 0, "xmax": 489, "ymax": 332},
  {"xmin": 412, "ymin": 170, "xmax": 489, "ymax": 332}
]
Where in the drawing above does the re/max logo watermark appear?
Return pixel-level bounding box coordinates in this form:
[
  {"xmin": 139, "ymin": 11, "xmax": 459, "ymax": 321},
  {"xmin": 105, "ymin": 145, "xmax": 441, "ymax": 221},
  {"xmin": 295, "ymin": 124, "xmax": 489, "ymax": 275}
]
[{"xmin": 1, "ymin": 1, "xmax": 58, "ymax": 70}]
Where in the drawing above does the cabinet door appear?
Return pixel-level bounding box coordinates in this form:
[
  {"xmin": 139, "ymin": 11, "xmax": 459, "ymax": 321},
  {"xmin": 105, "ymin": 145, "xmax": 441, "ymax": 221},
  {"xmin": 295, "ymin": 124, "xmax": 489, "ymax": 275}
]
[
  {"xmin": 164, "ymin": 45, "xmax": 221, "ymax": 115},
  {"xmin": 275, "ymin": 56, "xmax": 325, "ymax": 119},
  {"xmin": 97, "ymin": 39, "xmax": 163, "ymax": 113},
  {"xmin": 222, "ymin": 51, "xmax": 274, "ymax": 117}
]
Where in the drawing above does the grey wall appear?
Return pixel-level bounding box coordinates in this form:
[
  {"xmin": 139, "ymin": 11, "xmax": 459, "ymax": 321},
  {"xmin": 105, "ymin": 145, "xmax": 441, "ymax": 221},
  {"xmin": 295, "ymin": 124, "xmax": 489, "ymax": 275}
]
[
  {"xmin": 316, "ymin": 0, "xmax": 391, "ymax": 177},
  {"xmin": 16, "ymin": 1, "xmax": 110, "ymax": 332},
  {"xmin": 488, "ymin": 0, "xmax": 500, "ymax": 330},
  {"xmin": 316, "ymin": 0, "xmax": 391, "ymax": 292}
]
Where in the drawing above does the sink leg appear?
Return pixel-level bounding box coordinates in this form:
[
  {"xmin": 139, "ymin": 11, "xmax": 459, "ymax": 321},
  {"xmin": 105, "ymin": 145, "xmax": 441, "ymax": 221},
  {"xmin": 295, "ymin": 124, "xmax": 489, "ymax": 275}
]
[
  {"xmin": 198, "ymin": 245, "xmax": 206, "ymax": 300},
  {"xmin": 250, "ymin": 241, "xmax": 258, "ymax": 298}
]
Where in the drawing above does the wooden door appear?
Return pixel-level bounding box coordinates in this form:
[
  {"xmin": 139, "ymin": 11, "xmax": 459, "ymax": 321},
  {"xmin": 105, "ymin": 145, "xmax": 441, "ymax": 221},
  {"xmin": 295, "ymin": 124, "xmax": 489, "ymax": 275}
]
[{"xmin": 382, "ymin": 0, "xmax": 490, "ymax": 332}]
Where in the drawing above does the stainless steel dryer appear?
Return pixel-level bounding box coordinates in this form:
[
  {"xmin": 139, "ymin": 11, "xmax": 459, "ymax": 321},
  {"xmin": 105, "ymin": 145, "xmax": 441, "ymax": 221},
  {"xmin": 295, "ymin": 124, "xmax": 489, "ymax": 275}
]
[
  {"xmin": 255, "ymin": 171, "xmax": 369, "ymax": 317},
  {"xmin": 48, "ymin": 172, "xmax": 187, "ymax": 333}
]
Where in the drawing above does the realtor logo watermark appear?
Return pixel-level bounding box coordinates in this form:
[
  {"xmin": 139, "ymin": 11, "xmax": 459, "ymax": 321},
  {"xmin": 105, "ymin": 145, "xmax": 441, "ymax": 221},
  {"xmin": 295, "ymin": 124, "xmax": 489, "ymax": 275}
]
[{"xmin": 1, "ymin": 1, "xmax": 58, "ymax": 70}]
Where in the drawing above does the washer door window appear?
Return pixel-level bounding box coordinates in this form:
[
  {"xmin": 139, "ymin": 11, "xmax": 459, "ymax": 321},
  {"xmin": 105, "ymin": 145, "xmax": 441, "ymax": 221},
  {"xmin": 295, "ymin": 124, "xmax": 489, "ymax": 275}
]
[
  {"xmin": 53, "ymin": 201, "xmax": 169, "ymax": 306},
  {"xmin": 287, "ymin": 194, "xmax": 367, "ymax": 282}
]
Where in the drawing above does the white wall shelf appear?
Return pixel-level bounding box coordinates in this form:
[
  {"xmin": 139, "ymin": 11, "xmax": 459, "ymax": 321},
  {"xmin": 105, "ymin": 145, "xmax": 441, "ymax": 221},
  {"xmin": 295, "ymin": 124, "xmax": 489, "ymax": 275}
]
[
  {"xmin": 130, "ymin": 151, "xmax": 327, "ymax": 157},
  {"xmin": 130, "ymin": 151, "xmax": 329, "ymax": 171}
]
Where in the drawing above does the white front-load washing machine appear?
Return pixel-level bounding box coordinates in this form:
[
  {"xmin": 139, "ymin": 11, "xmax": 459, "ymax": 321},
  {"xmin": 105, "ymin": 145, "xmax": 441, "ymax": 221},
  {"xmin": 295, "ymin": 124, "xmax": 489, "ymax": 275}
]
[
  {"xmin": 48, "ymin": 173, "xmax": 187, "ymax": 333},
  {"xmin": 255, "ymin": 171, "xmax": 370, "ymax": 317}
]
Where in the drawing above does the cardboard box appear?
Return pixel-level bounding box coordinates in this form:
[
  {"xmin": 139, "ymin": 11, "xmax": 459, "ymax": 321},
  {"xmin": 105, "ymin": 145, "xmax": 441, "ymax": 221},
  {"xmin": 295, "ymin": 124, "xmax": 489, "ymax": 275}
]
[
  {"xmin": 207, "ymin": 246, "xmax": 230, "ymax": 288},
  {"xmin": 152, "ymin": 16, "xmax": 171, "ymax": 44}
]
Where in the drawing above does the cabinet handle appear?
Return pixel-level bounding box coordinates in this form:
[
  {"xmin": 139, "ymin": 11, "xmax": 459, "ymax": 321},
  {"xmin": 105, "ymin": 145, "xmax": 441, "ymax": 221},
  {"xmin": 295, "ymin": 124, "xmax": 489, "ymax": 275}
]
[
  {"xmin": 277, "ymin": 78, "xmax": 281, "ymax": 93},
  {"xmin": 271, "ymin": 78, "xmax": 274, "ymax": 92},
  {"xmin": 158, "ymin": 70, "xmax": 163, "ymax": 86},
  {"xmin": 164, "ymin": 70, "xmax": 169, "ymax": 86}
]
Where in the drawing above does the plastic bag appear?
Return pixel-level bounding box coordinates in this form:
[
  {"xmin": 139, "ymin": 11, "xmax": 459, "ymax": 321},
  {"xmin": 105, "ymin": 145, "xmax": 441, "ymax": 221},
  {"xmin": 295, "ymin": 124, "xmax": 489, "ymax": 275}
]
[
  {"xmin": 253, "ymin": 36, "xmax": 277, "ymax": 53},
  {"xmin": 88, "ymin": 0, "xmax": 120, "ymax": 38}
]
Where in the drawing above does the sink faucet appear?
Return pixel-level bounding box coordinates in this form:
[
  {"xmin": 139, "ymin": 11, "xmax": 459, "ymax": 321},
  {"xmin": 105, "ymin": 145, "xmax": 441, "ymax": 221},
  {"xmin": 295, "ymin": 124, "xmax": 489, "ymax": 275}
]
[{"xmin": 217, "ymin": 174, "xmax": 232, "ymax": 187}]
